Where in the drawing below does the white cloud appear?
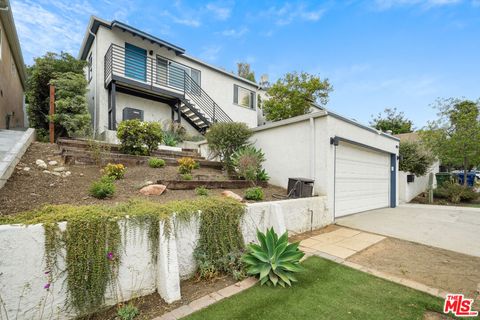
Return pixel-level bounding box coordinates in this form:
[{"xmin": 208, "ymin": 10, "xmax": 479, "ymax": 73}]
[
  {"xmin": 199, "ymin": 45, "xmax": 221, "ymax": 62},
  {"xmin": 262, "ymin": 3, "xmax": 326, "ymax": 26},
  {"xmin": 220, "ymin": 27, "xmax": 248, "ymax": 37},
  {"xmin": 374, "ymin": 0, "xmax": 462, "ymax": 10},
  {"xmin": 206, "ymin": 3, "xmax": 232, "ymax": 20}
]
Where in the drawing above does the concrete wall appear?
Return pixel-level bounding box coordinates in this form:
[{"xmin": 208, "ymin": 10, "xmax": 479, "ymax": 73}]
[
  {"xmin": 87, "ymin": 26, "xmax": 260, "ymax": 137},
  {"xmin": 0, "ymin": 197, "xmax": 328, "ymax": 319},
  {"xmin": 0, "ymin": 18, "xmax": 24, "ymax": 129},
  {"xmin": 399, "ymin": 161, "xmax": 439, "ymax": 203}
]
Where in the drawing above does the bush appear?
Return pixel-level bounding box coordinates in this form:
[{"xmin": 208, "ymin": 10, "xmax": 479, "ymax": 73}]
[
  {"xmin": 257, "ymin": 169, "xmax": 270, "ymax": 182},
  {"xmin": 205, "ymin": 122, "xmax": 253, "ymax": 169},
  {"xmin": 231, "ymin": 146, "xmax": 266, "ymax": 182},
  {"xmin": 434, "ymin": 182, "xmax": 479, "ymax": 203},
  {"xmin": 181, "ymin": 173, "xmax": 193, "ymax": 181},
  {"xmin": 148, "ymin": 157, "xmax": 166, "ymax": 168},
  {"xmin": 89, "ymin": 176, "xmax": 115, "ymax": 199},
  {"xmin": 117, "ymin": 303, "xmax": 139, "ymax": 320},
  {"xmin": 242, "ymin": 228, "xmax": 304, "ymax": 286},
  {"xmin": 162, "ymin": 131, "xmax": 178, "ymax": 147},
  {"xmin": 102, "ymin": 163, "xmax": 126, "ymax": 180},
  {"xmin": 399, "ymin": 141, "xmax": 434, "ymax": 177},
  {"xmin": 195, "ymin": 186, "xmax": 209, "ymax": 196},
  {"xmin": 244, "ymin": 187, "xmax": 264, "ymax": 201},
  {"xmin": 117, "ymin": 120, "xmax": 163, "ymax": 156},
  {"xmin": 178, "ymin": 157, "xmax": 197, "ymax": 174}
]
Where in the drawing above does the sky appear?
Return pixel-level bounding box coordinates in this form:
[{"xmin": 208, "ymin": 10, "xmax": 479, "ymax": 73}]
[{"xmin": 10, "ymin": 0, "xmax": 480, "ymax": 128}]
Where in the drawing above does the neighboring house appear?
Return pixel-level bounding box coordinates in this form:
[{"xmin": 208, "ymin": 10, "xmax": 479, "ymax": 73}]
[
  {"xmin": 78, "ymin": 16, "xmax": 262, "ymax": 141},
  {"xmin": 395, "ymin": 132, "xmax": 440, "ymax": 203},
  {"xmin": 0, "ymin": 0, "xmax": 27, "ymax": 129}
]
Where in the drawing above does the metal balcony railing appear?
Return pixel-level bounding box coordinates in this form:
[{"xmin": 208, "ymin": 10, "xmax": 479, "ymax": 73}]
[{"xmin": 104, "ymin": 44, "xmax": 232, "ymax": 124}]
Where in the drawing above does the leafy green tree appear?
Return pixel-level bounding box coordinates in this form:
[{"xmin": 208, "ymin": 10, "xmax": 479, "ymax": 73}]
[
  {"xmin": 262, "ymin": 72, "xmax": 332, "ymax": 122},
  {"xmin": 399, "ymin": 141, "xmax": 434, "ymax": 176},
  {"xmin": 421, "ymin": 98, "xmax": 480, "ymax": 185},
  {"xmin": 370, "ymin": 108, "xmax": 413, "ymax": 134},
  {"xmin": 26, "ymin": 52, "xmax": 86, "ymax": 140},
  {"xmin": 49, "ymin": 72, "xmax": 91, "ymax": 138},
  {"xmin": 237, "ymin": 62, "xmax": 256, "ymax": 82}
]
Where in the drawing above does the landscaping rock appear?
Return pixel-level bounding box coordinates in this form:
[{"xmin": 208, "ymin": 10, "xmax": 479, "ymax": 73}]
[
  {"xmin": 62, "ymin": 171, "xmax": 71, "ymax": 177},
  {"xmin": 221, "ymin": 190, "xmax": 243, "ymax": 201},
  {"xmin": 36, "ymin": 159, "xmax": 47, "ymax": 169},
  {"xmin": 42, "ymin": 170, "xmax": 50, "ymax": 174},
  {"xmin": 23, "ymin": 167, "xmax": 30, "ymax": 171},
  {"xmin": 139, "ymin": 184, "xmax": 167, "ymax": 196},
  {"xmin": 53, "ymin": 167, "xmax": 66, "ymax": 172},
  {"xmin": 51, "ymin": 172, "xmax": 61, "ymax": 176},
  {"xmin": 48, "ymin": 160, "xmax": 58, "ymax": 166}
]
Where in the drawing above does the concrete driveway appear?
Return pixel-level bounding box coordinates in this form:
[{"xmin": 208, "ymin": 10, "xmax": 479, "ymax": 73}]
[{"xmin": 336, "ymin": 204, "xmax": 480, "ymax": 257}]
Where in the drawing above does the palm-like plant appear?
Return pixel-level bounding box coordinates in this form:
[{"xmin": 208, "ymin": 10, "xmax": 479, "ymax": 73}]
[{"xmin": 242, "ymin": 228, "xmax": 304, "ymax": 287}]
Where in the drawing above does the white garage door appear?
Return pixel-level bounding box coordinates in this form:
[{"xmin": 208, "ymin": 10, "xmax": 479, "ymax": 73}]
[{"xmin": 335, "ymin": 142, "xmax": 391, "ymax": 217}]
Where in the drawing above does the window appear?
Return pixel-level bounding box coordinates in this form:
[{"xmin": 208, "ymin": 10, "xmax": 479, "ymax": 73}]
[
  {"xmin": 234, "ymin": 84, "xmax": 255, "ymax": 109},
  {"xmin": 156, "ymin": 56, "xmax": 201, "ymax": 93},
  {"xmin": 87, "ymin": 53, "xmax": 93, "ymax": 82}
]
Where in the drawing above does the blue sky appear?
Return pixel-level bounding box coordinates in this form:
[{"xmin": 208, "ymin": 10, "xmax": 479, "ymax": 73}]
[{"xmin": 10, "ymin": 0, "xmax": 480, "ymax": 128}]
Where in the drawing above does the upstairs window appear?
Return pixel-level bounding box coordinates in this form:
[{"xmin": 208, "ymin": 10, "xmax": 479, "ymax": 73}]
[
  {"xmin": 233, "ymin": 84, "xmax": 255, "ymax": 109},
  {"xmin": 87, "ymin": 53, "xmax": 93, "ymax": 82}
]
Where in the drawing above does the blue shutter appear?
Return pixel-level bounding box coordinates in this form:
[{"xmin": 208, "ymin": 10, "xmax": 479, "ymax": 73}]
[{"xmin": 125, "ymin": 43, "xmax": 147, "ymax": 81}]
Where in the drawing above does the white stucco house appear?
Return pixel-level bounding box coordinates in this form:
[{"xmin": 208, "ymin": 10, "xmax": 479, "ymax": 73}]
[{"xmin": 78, "ymin": 16, "xmax": 263, "ymax": 141}]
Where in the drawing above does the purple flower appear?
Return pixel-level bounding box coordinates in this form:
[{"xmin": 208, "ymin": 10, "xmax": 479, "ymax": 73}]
[
  {"xmin": 44, "ymin": 283, "xmax": 50, "ymax": 290},
  {"xmin": 44, "ymin": 271, "xmax": 50, "ymax": 275},
  {"xmin": 107, "ymin": 252, "xmax": 114, "ymax": 261}
]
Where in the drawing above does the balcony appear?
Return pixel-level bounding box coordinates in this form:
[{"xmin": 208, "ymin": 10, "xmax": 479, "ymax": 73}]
[{"xmin": 104, "ymin": 44, "xmax": 232, "ymax": 130}]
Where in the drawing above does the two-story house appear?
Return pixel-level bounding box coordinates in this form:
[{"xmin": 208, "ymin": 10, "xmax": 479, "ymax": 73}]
[
  {"xmin": 0, "ymin": 0, "xmax": 27, "ymax": 129},
  {"xmin": 79, "ymin": 16, "xmax": 263, "ymax": 141}
]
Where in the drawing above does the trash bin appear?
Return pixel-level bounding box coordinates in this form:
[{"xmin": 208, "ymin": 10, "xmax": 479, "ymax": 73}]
[
  {"xmin": 435, "ymin": 173, "xmax": 452, "ymax": 187},
  {"xmin": 456, "ymin": 172, "xmax": 476, "ymax": 187}
]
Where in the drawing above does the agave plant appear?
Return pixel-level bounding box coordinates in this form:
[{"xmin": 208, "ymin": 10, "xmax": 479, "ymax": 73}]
[{"xmin": 242, "ymin": 228, "xmax": 304, "ymax": 287}]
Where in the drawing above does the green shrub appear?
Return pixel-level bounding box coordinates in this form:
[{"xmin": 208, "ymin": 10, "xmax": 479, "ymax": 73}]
[
  {"xmin": 195, "ymin": 186, "xmax": 209, "ymax": 196},
  {"xmin": 117, "ymin": 119, "xmax": 163, "ymax": 156},
  {"xmin": 244, "ymin": 187, "xmax": 264, "ymax": 201},
  {"xmin": 257, "ymin": 169, "xmax": 270, "ymax": 182},
  {"xmin": 242, "ymin": 228, "xmax": 304, "ymax": 287},
  {"xmin": 205, "ymin": 122, "xmax": 253, "ymax": 169},
  {"xmin": 148, "ymin": 157, "xmax": 166, "ymax": 168},
  {"xmin": 399, "ymin": 141, "xmax": 434, "ymax": 177},
  {"xmin": 102, "ymin": 163, "xmax": 126, "ymax": 180},
  {"xmin": 181, "ymin": 173, "xmax": 193, "ymax": 181},
  {"xmin": 117, "ymin": 303, "xmax": 139, "ymax": 320},
  {"xmin": 434, "ymin": 182, "xmax": 479, "ymax": 203},
  {"xmin": 89, "ymin": 176, "xmax": 115, "ymax": 199},
  {"xmin": 162, "ymin": 131, "xmax": 178, "ymax": 147},
  {"xmin": 178, "ymin": 157, "xmax": 197, "ymax": 174},
  {"xmin": 231, "ymin": 146, "xmax": 266, "ymax": 182}
]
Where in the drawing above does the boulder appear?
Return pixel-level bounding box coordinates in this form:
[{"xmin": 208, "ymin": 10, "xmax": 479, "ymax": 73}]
[
  {"xmin": 221, "ymin": 190, "xmax": 243, "ymax": 202},
  {"xmin": 53, "ymin": 167, "xmax": 66, "ymax": 172},
  {"xmin": 139, "ymin": 184, "xmax": 167, "ymax": 196},
  {"xmin": 36, "ymin": 159, "xmax": 47, "ymax": 169},
  {"xmin": 48, "ymin": 160, "xmax": 58, "ymax": 166},
  {"xmin": 23, "ymin": 167, "xmax": 31, "ymax": 171}
]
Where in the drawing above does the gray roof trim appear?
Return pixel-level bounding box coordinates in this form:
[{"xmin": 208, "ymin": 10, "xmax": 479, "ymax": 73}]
[
  {"xmin": 79, "ymin": 16, "xmax": 185, "ymax": 60},
  {"xmin": 0, "ymin": 0, "xmax": 27, "ymax": 88}
]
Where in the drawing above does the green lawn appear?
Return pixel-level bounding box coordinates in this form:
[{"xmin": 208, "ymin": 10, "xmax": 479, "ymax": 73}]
[{"xmin": 185, "ymin": 256, "xmax": 444, "ymax": 320}]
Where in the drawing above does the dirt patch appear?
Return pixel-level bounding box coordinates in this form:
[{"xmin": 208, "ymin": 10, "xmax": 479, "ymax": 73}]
[
  {"xmin": 423, "ymin": 311, "xmax": 453, "ymax": 320},
  {"xmin": 289, "ymin": 224, "xmax": 340, "ymax": 242},
  {"xmin": 0, "ymin": 142, "xmax": 287, "ymax": 216},
  {"xmin": 81, "ymin": 276, "xmax": 236, "ymax": 320},
  {"xmin": 348, "ymin": 238, "xmax": 480, "ymax": 302}
]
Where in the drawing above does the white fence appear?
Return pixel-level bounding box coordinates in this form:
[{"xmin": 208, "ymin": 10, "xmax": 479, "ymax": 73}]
[{"xmin": 0, "ymin": 196, "xmax": 330, "ymax": 320}]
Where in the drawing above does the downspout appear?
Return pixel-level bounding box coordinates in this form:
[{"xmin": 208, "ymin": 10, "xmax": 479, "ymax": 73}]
[
  {"xmin": 88, "ymin": 28, "xmax": 98, "ymax": 138},
  {"xmin": 310, "ymin": 117, "xmax": 316, "ymax": 180}
]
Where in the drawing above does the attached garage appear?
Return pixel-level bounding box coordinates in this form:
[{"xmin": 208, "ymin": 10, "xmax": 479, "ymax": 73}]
[{"xmin": 333, "ymin": 139, "xmax": 393, "ymax": 217}]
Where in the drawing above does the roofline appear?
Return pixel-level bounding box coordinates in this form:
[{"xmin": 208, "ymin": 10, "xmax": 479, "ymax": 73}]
[
  {"xmin": 0, "ymin": 0, "xmax": 27, "ymax": 89},
  {"xmin": 78, "ymin": 16, "xmax": 260, "ymax": 89}
]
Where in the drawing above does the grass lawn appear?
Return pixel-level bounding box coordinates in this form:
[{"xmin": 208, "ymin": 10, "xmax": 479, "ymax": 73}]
[{"xmin": 185, "ymin": 256, "xmax": 445, "ymax": 320}]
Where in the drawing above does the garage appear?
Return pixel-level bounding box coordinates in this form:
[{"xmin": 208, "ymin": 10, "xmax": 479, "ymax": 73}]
[{"xmin": 333, "ymin": 139, "xmax": 393, "ymax": 218}]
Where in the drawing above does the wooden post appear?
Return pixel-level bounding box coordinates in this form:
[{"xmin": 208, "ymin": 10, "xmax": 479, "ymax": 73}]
[{"xmin": 49, "ymin": 85, "xmax": 55, "ymax": 144}]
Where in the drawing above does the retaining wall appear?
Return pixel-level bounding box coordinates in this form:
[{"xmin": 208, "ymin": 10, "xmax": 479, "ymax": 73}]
[{"xmin": 0, "ymin": 196, "xmax": 330, "ymax": 319}]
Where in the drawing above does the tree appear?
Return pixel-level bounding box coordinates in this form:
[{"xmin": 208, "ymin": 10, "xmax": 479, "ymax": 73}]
[
  {"xmin": 370, "ymin": 108, "xmax": 413, "ymax": 134},
  {"xmin": 420, "ymin": 98, "xmax": 480, "ymax": 186},
  {"xmin": 399, "ymin": 140, "xmax": 434, "ymax": 176},
  {"xmin": 26, "ymin": 52, "xmax": 86, "ymax": 140},
  {"xmin": 237, "ymin": 62, "xmax": 256, "ymax": 82},
  {"xmin": 262, "ymin": 72, "xmax": 332, "ymax": 122},
  {"xmin": 49, "ymin": 72, "xmax": 91, "ymax": 138}
]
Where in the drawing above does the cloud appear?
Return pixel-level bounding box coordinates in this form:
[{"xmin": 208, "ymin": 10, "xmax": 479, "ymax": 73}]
[
  {"xmin": 374, "ymin": 0, "xmax": 462, "ymax": 10},
  {"xmin": 220, "ymin": 27, "xmax": 248, "ymax": 37},
  {"xmin": 206, "ymin": 3, "xmax": 232, "ymax": 20},
  {"xmin": 159, "ymin": 10, "xmax": 201, "ymax": 27},
  {"xmin": 262, "ymin": 3, "xmax": 326, "ymax": 26},
  {"xmin": 199, "ymin": 45, "xmax": 222, "ymax": 62}
]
